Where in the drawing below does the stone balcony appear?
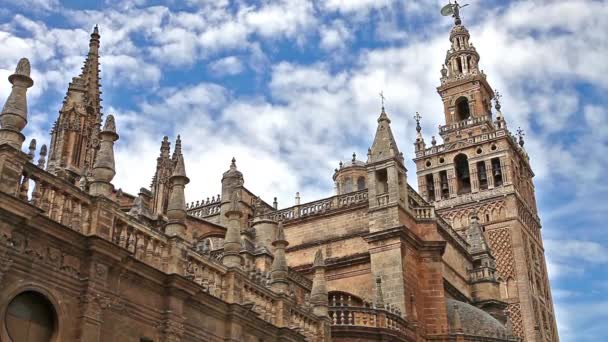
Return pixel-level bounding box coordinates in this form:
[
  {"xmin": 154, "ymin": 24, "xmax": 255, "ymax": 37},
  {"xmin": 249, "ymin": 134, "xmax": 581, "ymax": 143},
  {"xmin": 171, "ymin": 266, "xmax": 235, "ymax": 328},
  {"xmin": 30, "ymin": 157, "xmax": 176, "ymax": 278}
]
[{"xmin": 329, "ymin": 304, "xmax": 415, "ymax": 341}]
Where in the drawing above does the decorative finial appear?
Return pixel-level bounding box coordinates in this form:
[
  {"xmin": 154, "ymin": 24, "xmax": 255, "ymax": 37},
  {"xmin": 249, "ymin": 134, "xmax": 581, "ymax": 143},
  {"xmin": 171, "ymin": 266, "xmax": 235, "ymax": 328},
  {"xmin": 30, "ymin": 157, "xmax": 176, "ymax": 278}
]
[
  {"xmin": 15, "ymin": 58, "xmax": 31, "ymax": 77},
  {"xmin": 27, "ymin": 139, "xmax": 36, "ymax": 161},
  {"xmin": 103, "ymin": 114, "xmax": 116, "ymax": 133},
  {"xmin": 379, "ymin": 91, "xmax": 386, "ymax": 111},
  {"xmin": 494, "ymin": 90, "xmax": 502, "ymax": 111},
  {"xmin": 441, "ymin": 1, "xmax": 469, "ymax": 26},
  {"xmin": 431, "ymin": 136, "xmax": 437, "ymax": 146},
  {"xmin": 414, "ymin": 112, "xmax": 422, "ymax": 133},
  {"xmin": 516, "ymin": 127, "xmax": 525, "ymax": 148},
  {"xmin": 38, "ymin": 144, "xmax": 47, "ymax": 168},
  {"xmin": 339, "ymin": 161, "xmax": 343, "ymax": 169},
  {"xmin": 352, "ymin": 152, "xmax": 356, "ymax": 162}
]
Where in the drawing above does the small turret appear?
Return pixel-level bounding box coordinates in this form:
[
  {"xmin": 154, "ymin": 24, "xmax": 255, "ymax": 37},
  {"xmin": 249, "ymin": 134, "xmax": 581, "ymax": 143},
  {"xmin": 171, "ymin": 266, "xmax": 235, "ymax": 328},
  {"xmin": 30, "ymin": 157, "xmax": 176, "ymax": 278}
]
[
  {"xmin": 270, "ymin": 221, "xmax": 289, "ymax": 293},
  {"xmin": 222, "ymin": 191, "xmax": 243, "ymax": 268},
  {"xmin": 0, "ymin": 58, "xmax": 34, "ymax": 149},
  {"xmin": 165, "ymin": 145, "xmax": 190, "ymax": 238},
  {"xmin": 89, "ymin": 115, "xmax": 118, "ymax": 197},
  {"xmin": 310, "ymin": 249, "xmax": 328, "ymax": 317}
]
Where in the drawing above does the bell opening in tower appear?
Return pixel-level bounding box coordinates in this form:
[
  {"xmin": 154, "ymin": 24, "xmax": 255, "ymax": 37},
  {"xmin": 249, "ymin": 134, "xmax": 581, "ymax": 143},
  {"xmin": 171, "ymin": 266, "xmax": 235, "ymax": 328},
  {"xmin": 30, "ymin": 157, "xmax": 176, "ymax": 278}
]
[
  {"xmin": 425, "ymin": 173, "xmax": 435, "ymax": 201},
  {"xmin": 491, "ymin": 157, "xmax": 503, "ymax": 186},
  {"xmin": 454, "ymin": 154, "xmax": 471, "ymax": 194},
  {"xmin": 439, "ymin": 170, "xmax": 449, "ymax": 199},
  {"xmin": 477, "ymin": 161, "xmax": 488, "ymax": 190},
  {"xmin": 455, "ymin": 97, "xmax": 471, "ymax": 121},
  {"xmin": 375, "ymin": 169, "xmax": 388, "ymax": 195}
]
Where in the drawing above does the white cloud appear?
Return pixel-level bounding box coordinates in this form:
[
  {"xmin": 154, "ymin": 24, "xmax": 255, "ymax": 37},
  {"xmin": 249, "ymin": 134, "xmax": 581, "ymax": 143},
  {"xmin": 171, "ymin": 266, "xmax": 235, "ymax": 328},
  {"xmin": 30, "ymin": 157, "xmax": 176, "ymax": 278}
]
[
  {"xmin": 208, "ymin": 56, "xmax": 244, "ymax": 76},
  {"xmin": 319, "ymin": 20, "xmax": 352, "ymax": 50}
]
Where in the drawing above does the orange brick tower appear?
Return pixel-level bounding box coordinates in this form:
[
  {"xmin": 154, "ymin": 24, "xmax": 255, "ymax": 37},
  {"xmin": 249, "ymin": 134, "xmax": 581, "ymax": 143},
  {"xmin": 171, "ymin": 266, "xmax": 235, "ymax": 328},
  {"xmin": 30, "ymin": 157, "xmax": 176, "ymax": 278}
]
[{"xmin": 413, "ymin": 7, "xmax": 559, "ymax": 341}]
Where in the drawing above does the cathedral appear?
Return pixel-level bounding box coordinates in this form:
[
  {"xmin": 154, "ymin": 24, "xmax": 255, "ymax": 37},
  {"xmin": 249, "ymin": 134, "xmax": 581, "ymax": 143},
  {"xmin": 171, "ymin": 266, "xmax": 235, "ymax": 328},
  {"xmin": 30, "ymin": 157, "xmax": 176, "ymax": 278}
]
[{"xmin": 0, "ymin": 7, "xmax": 558, "ymax": 342}]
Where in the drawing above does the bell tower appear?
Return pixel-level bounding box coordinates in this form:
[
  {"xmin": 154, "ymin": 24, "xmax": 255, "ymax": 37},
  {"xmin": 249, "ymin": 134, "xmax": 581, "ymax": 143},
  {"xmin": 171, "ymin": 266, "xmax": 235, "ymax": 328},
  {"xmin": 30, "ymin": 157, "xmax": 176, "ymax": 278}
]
[{"xmin": 414, "ymin": 7, "xmax": 559, "ymax": 342}]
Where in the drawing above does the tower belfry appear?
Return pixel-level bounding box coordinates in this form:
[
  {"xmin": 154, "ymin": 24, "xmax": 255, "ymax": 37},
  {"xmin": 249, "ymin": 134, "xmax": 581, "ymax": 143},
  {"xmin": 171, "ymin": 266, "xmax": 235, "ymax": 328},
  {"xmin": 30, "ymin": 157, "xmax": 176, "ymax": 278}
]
[
  {"xmin": 47, "ymin": 26, "xmax": 103, "ymax": 183},
  {"xmin": 414, "ymin": 10, "xmax": 558, "ymax": 342}
]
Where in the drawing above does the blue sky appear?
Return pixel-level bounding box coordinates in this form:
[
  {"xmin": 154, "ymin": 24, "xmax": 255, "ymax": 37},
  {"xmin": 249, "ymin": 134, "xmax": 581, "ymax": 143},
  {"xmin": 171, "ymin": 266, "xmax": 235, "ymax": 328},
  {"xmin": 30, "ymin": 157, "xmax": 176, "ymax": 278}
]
[{"xmin": 1, "ymin": 0, "xmax": 607, "ymax": 340}]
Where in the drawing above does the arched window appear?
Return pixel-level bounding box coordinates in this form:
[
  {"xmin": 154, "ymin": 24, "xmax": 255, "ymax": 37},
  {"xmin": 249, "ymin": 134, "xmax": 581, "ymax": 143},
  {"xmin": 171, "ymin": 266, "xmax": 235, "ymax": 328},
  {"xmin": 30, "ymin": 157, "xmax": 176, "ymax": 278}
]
[
  {"xmin": 342, "ymin": 177, "xmax": 353, "ymax": 194},
  {"xmin": 5, "ymin": 291, "xmax": 56, "ymax": 342},
  {"xmin": 357, "ymin": 177, "xmax": 366, "ymax": 191},
  {"xmin": 455, "ymin": 97, "xmax": 470, "ymax": 121},
  {"xmin": 454, "ymin": 154, "xmax": 471, "ymax": 194}
]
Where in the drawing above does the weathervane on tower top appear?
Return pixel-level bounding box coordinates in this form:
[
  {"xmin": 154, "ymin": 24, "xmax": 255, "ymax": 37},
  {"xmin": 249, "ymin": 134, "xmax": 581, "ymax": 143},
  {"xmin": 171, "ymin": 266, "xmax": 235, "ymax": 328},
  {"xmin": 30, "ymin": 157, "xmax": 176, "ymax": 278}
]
[
  {"xmin": 441, "ymin": 1, "xmax": 469, "ymax": 25},
  {"xmin": 379, "ymin": 91, "xmax": 386, "ymax": 110}
]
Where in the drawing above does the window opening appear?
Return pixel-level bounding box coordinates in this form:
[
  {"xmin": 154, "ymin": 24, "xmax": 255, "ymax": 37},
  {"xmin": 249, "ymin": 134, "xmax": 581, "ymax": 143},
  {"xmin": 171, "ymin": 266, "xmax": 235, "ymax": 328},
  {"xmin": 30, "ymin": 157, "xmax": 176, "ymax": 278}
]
[{"xmin": 454, "ymin": 154, "xmax": 471, "ymax": 194}]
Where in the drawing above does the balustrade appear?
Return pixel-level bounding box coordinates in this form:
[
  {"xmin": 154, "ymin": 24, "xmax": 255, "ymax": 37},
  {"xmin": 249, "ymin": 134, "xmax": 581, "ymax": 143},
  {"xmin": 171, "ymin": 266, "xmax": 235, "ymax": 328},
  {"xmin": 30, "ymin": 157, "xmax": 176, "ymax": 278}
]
[
  {"xmin": 329, "ymin": 305, "xmax": 407, "ymax": 333},
  {"xmin": 413, "ymin": 206, "xmax": 434, "ymax": 220},
  {"xmin": 185, "ymin": 252, "xmax": 226, "ymax": 299},
  {"xmin": 268, "ymin": 189, "xmax": 368, "ymax": 223},
  {"xmin": 376, "ymin": 194, "xmax": 389, "ymax": 206},
  {"xmin": 19, "ymin": 163, "xmax": 92, "ymax": 234},
  {"xmin": 111, "ymin": 221, "xmax": 169, "ymax": 270}
]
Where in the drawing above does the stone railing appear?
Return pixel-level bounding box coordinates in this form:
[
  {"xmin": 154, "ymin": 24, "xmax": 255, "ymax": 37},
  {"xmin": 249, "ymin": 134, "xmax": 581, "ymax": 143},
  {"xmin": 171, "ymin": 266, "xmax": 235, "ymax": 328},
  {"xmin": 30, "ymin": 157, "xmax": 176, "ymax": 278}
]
[
  {"xmin": 329, "ymin": 305, "xmax": 408, "ymax": 334},
  {"xmin": 110, "ymin": 219, "xmax": 169, "ymax": 269},
  {"xmin": 19, "ymin": 162, "xmax": 93, "ymax": 234},
  {"xmin": 290, "ymin": 306, "xmax": 323, "ymax": 341},
  {"xmin": 412, "ymin": 206, "xmax": 435, "ymax": 220},
  {"xmin": 376, "ymin": 194, "xmax": 389, "ymax": 206},
  {"xmin": 188, "ymin": 202, "xmax": 221, "ymax": 218},
  {"xmin": 469, "ymin": 266, "xmax": 496, "ymax": 283},
  {"xmin": 439, "ymin": 115, "xmax": 491, "ymax": 134},
  {"xmin": 415, "ymin": 128, "xmax": 509, "ymax": 159},
  {"xmin": 433, "ymin": 184, "xmax": 513, "ymax": 210},
  {"xmin": 267, "ymin": 189, "xmax": 368, "ymax": 223},
  {"xmin": 243, "ymin": 282, "xmax": 276, "ymax": 324},
  {"xmin": 407, "ymin": 184, "xmax": 428, "ymax": 207},
  {"xmin": 184, "ymin": 251, "xmax": 227, "ymax": 299}
]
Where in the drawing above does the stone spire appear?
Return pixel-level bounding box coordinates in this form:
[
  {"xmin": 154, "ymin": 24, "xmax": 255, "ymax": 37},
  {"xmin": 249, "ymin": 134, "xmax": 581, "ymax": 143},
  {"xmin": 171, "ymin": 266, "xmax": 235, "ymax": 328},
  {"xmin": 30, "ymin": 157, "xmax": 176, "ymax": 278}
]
[
  {"xmin": 220, "ymin": 157, "xmax": 244, "ymax": 225},
  {"xmin": 0, "ymin": 58, "xmax": 34, "ymax": 149},
  {"xmin": 310, "ymin": 249, "xmax": 328, "ymax": 317},
  {"xmin": 222, "ymin": 190, "xmax": 243, "ymax": 268},
  {"xmin": 369, "ymin": 104, "xmax": 400, "ymax": 163},
  {"xmin": 150, "ymin": 136, "xmax": 173, "ymax": 216},
  {"xmin": 89, "ymin": 115, "xmax": 118, "ymax": 197},
  {"xmin": 171, "ymin": 134, "xmax": 182, "ymax": 162},
  {"xmin": 165, "ymin": 146, "xmax": 190, "ymax": 238},
  {"xmin": 270, "ymin": 221, "xmax": 289, "ymax": 293},
  {"xmin": 47, "ymin": 26, "xmax": 103, "ymax": 181},
  {"xmin": 465, "ymin": 212, "xmax": 490, "ymax": 254}
]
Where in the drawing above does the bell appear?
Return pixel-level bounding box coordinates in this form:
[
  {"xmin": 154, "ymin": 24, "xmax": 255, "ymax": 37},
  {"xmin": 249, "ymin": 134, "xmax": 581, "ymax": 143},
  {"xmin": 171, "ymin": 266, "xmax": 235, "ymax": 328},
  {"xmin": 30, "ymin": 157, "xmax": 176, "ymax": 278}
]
[
  {"xmin": 442, "ymin": 182, "xmax": 449, "ymax": 190},
  {"xmin": 479, "ymin": 172, "xmax": 487, "ymax": 181},
  {"xmin": 428, "ymin": 183, "xmax": 435, "ymax": 191},
  {"xmin": 494, "ymin": 168, "xmax": 502, "ymax": 176}
]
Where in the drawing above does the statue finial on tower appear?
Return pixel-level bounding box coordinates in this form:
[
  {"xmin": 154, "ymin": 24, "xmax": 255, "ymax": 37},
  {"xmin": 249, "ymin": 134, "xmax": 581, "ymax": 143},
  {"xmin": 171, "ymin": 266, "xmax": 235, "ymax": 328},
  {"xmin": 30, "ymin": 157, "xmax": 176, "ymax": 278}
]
[{"xmin": 440, "ymin": 1, "xmax": 469, "ymax": 26}]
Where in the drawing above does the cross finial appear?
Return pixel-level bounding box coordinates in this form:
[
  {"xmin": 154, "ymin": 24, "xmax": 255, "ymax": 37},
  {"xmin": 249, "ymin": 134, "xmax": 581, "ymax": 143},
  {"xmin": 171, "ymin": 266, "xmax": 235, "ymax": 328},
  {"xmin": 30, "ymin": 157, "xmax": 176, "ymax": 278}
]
[
  {"xmin": 414, "ymin": 112, "xmax": 422, "ymax": 133},
  {"xmin": 379, "ymin": 91, "xmax": 385, "ymax": 109},
  {"xmin": 516, "ymin": 127, "xmax": 525, "ymax": 147},
  {"xmin": 494, "ymin": 90, "xmax": 502, "ymax": 110}
]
